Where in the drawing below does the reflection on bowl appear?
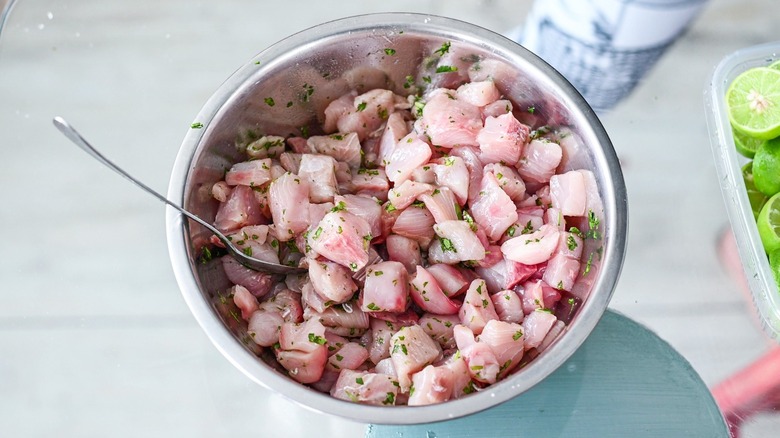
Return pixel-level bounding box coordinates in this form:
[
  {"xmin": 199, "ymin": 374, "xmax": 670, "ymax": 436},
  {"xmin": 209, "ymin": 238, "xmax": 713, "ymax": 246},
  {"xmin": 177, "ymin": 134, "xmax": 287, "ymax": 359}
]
[{"xmin": 166, "ymin": 13, "xmax": 627, "ymax": 425}]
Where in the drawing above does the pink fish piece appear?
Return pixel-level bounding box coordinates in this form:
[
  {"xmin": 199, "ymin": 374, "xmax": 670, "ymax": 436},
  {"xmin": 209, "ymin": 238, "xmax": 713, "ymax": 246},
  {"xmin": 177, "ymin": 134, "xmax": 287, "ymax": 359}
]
[
  {"xmin": 456, "ymin": 80, "xmax": 501, "ymax": 107},
  {"xmin": 522, "ymin": 309, "xmax": 558, "ymax": 351},
  {"xmin": 222, "ymin": 256, "xmax": 275, "ymax": 298},
  {"xmin": 501, "ymin": 223, "xmax": 561, "ymax": 265},
  {"xmin": 459, "ymin": 279, "xmax": 499, "ymax": 335},
  {"xmin": 542, "ymin": 253, "xmax": 580, "ymax": 292},
  {"xmin": 307, "ymin": 132, "xmax": 362, "ymax": 169},
  {"xmin": 470, "ymin": 172, "xmax": 518, "ymax": 242},
  {"xmin": 426, "ymin": 263, "xmax": 470, "ymax": 297},
  {"xmin": 231, "ymin": 285, "xmax": 259, "ymax": 321},
  {"xmin": 484, "ymin": 163, "xmax": 526, "ymax": 201},
  {"xmin": 429, "ymin": 220, "xmax": 486, "ymax": 264},
  {"xmin": 419, "ymin": 313, "xmax": 460, "ymax": 350},
  {"xmin": 516, "ymin": 139, "xmax": 562, "ymax": 184},
  {"xmin": 247, "ymin": 310, "xmax": 284, "ymax": 347},
  {"xmin": 298, "ymin": 154, "xmax": 338, "ymax": 203},
  {"xmin": 390, "ymin": 324, "xmax": 443, "ymax": 391},
  {"xmin": 378, "ymin": 111, "xmax": 410, "ymax": 165},
  {"xmin": 326, "ymin": 342, "xmax": 369, "ymax": 373},
  {"xmin": 550, "ymin": 170, "xmax": 587, "ymax": 217},
  {"xmin": 491, "ymin": 289, "xmax": 525, "ymax": 324},
  {"xmin": 410, "ymin": 266, "xmax": 460, "ymax": 315},
  {"xmin": 432, "ymin": 156, "xmax": 469, "ymax": 205},
  {"xmin": 419, "ymin": 187, "xmax": 459, "ymax": 224},
  {"xmin": 385, "ymin": 234, "xmax": 422, "ymax": 275},
  {"xmin": 214, "ymin": 185, "xmax": 265, "ymax": 234},
  {"xmin": 361, "ymin": 261, "xmax": 409, "ymax": 313},
  {"xmin": 335, "ymin": 194, "xmax": 383, "ymax": 242},
  {"xmin": 308, "ymin": 210, "xmax": 371, "ymax": 271},
  {"xmin": 330, "ymin": 369, "xmax": 400, "ymax": 405},
  {"xmin": 391, "ymin": 204, "xmax": 435, "ymax": 248},
  {"xmin": 477, "ymin": 319, "xmax": 524, "ymax": 377},
  {"xmin": 308, "ymin": 259, "xmax": 358, "ymax": 304},
  {"xmin": 246, "ymin": 135, "xmax": 286, "ymax": 159},
  {"xmin": 385, "ymin": 134, "xmax": 432, "ymax": 184},
  {"xmin": 482, "ymin": 99, "xmax": 513, "ymax": 118},
  {"xmin": 476, "ymin": 112, "xmax": 529, "ymax": 166},
  {"xmin": 421, "ymin": 91, "xmax": 482, "ymax": 148},
  {"xmin": 407, "ymin": 364, "xmax": 456, "ymax": 406},
  {"xmin": 388, "ymin": 180, "xmax": 435, "ymax": 210},
  {"xmin": 269, "ymin": 172, "xmax": 311, "ymax": 241}
]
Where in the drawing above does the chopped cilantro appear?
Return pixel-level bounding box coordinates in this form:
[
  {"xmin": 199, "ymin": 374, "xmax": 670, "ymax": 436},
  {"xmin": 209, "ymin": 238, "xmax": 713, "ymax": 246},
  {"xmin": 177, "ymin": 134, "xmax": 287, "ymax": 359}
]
[
  {"xmin": 356, "ymin": 101, "xmax": 367, "ymax": 112},
  {"xmin": 331, "ymin": 201, "xmax": 347, "ymax": 212},
  {"xmin": 356, "ymin": 377, "xmax": 364, "ymax": 385},
  {"xmin": 366, "ymin": 302, "xmax": 380, "ymax": 311},
  {"xmin": 435, "ymin": 65, "xmax": 458, "ymax": 73},
  {"xmin": 434, "ymin": 41, "xmax": 451, "ymax": 56},
  {"xmin": 264, "ymin": 97, "xmax": 275, "ymax": 107},
  {"xmin": 440, "ymin": 237, "xmax": 457, "ymax": 253},
  {"xmin": 513, "ymin": 330, "xmax": 523, "ymax": 341},
  {"xmin": 308, "ymin": 333, "xmax": 326, "ymax": 345},
  {"xmin": 384, "ymin": 48, "xmax": 396, "ymax": 56},
  {"xmin": 567, "ymin": 235, "xmax": 578, "ymax": 251},
  {"xmin": 190, "ymin": 122, "xmax": 204, "ymax": 129}
]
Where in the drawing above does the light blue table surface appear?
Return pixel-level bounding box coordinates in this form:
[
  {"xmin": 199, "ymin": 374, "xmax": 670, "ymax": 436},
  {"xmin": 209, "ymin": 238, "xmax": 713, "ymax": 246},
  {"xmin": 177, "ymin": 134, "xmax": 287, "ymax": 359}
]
[{"xmin": 368, "ymin": 310, "xmax": 729, "ymax": 437}]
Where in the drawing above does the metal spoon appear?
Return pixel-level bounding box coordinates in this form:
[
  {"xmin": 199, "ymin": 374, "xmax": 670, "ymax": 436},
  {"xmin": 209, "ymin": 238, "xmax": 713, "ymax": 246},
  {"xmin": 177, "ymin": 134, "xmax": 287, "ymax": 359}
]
[{"xmin": 52, "ymin": 116, "xmax": 306, "ymax": 276}]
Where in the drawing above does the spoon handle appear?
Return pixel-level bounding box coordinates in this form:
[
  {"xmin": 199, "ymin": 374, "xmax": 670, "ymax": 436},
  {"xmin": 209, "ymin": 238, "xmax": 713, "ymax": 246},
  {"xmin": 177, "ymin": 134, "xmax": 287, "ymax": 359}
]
[{"xmin": 52, "ymin": 116, "xmax": 220, "ymax": 235}]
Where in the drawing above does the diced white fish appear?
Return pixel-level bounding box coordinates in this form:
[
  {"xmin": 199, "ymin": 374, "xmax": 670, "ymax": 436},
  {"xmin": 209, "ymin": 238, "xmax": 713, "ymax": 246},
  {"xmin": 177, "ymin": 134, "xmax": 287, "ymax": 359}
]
[
  {"xmin": 247, "ymin": 310, "xmax": 284, "ymax": 347},
  {"xmin": 522, "ymin": 309, "xmax": 558, "ymax": 351},
  {"xmin": 482, "ymin": 99, "xmax": 513, "ymax": 118},
  {"xmin": 298, "ymin": 154, "xmax": 338, "ymax": 203},
  {"xmin": 419, "ymin": 313, "xmax": 460, "ymax": 349},
  {"xmin": 301, "ymin": 280, "xmax": 331, "ymax": 314},
  {"xmin": 368, "ymin": 318, "xmax": 398, "ymax": 365},
  {"xmin": 388, "ymin": 180, "xmax": 435, "ymax": 210},
  {"xmin": 475, "ymin": 258, "xmax": 536, "ymax": 294},
  {"xmin": 429, "ymin": 220, "xmax": 486, "ymax": 264},
  {"xmin": 361, "ymin": 261, "xmax": 409, "ymax": 313},
  {"xmin": 307, "ymin": 303, "xmax": 370, "ymax": 333},
  {"xmin": 409, "ymin": 164, "xmax": 436, "ymax": 184},
  {"xmin": 214, "ymin": 185, "xmax": 265, "ymax": 233},
  {"xmin": 550, "ymin": 170, "xmax": 587, "ymax": 217},
  {"xmin": 432, "ymin": 156, "xmax": 469, "ymax": 205},
  {"xmin": 519, "ymin": 280, "xmax": 545, "ymax": 314},
  {"xmin": 286, "ymin": 136, "xmax": 313, "ymax": 154},
  {"xmin": 460, "ymin": 341, "xmax": 499, "ymax": 384},
  {"xmin": 330, "ymin": 369, "xmax": 399, "ymax": 406},
  {"xmin": 308, "ymin": 211, "xmax": 371, "ymax": 271},
  {"xmin": 279, "ymin": 317, "xmax": 327, "ymax": 353},
  {"xmin": 476, "ymin": 112, "xmax": 528, "ymax": 166},
  {"xmin": 222, "ymin": 256, "xmax": 275, "ymax": 298},
  {"xmin": 246, "ymin": 135, "xmax": 286, "ymax": 159},
  {"xmin": 306, "ymin": 133, "xmax": 360, "ymax": 169},
  {"xmin": 439, "ymin": 353, "xmax": 473, "ymax": 399},
  {"xmin": 276, "ymin": 346, "xmax": 328, "ymax": 384},
  {"xmin": 501, "ymin": 224, "xmax": 561, "ymax": 265},
  {"xmin": 484, "ymin": 163, "xmax": 525, "ymax": 201},
  {"xmin": 279, "ymin": 152, "xmax": 302, "ymax": 174},
  {"xmin": 490, "ymin": 289, "xmax": 525, "ymax": 324},
  {"xmin": 378, "ymin": 111, "xmax": 410, "ymax": 165},
  {"xmin": 426, "ymin": 263, "xmax": 470, "ymax": 297},
  {"xmin": 261, "ymin": 289, "xmax": 304, "ymax": 323},
  {"xmin": 391, "ymin": 205, "xmax": 435, "ymax": 248},
  {"xmin": 338, "ymin": 89, "xmax": 397, "ymax": 141},
  {"xmin": 335, "ymin": 194, "xmax": 382, "ymax": 241},
  {"xmin": 516, "ymin": 139, "xmax": 563, "ymax": 184},
  {"xmin": 419, "ymin": 187, "xmax": 459, "ymax": 224},
  {"xmin": 211, "ymin": 180, "xmax": 232, "ymax": 203},
  {"xmin": 477, "ymin": 319, "xmax": 524, "ymax": 377},
  {"xmin": 458, "ymin": 279, "xmax": 499, "ymax": 335},
  {"xmin": 390, "ymin": 324, "xmax": 443, "ymax": 391},
  {"xmin": 230, "ymin": 156, "xmax": 268, "ymax": 185},
  {"xmin": 449, "ymin": 145, "xmax": 484, "ymax": 206},
  {"xmin": 231, "ymin": 285, "xmax": 259, "ymax": 321},
  {"xmin": 470, "ymin": 172, "xmax": 518, "ymax": 242},
  {"xmin": 323, "ymin": 91, "xmax": 356, "ymax": 134},
  {"xmin": 385, "ymin": 234, "xmax": 422, "ymax": 274},
  {"xmin": 385, "ymin": 134, "xmax": 433, "ymax": 184},
  {"xmin": 542, "ymin": 253, "xmax": 580, "ymax": 292},
  {"xmin": 407, "ymin": 364, "xmax": 456, "ymax": 406},
  {"xmin": 410, "ymin": 266, "xmax": 460, "ymax": 315},
  {"xmin": 420, "ymin": 91, "xmax": 482, "ymax": 148},
  {"xmin": 308, "ymin": 259, "xmax": 358, "ymax": 304},
  {"xmin": 456, "ymin": 80, "xmax": 500, "ymax": 107},
  {"xmin": 269, "ymin": 172, "xmax": 311, "ymax": 241},
  {"xmin": 350, "ymin": 167, "xmax": 390, "ymax": 201},
  {"xmin": 326, "ymin": 342, "xmax": 369, "ymax": 373}
]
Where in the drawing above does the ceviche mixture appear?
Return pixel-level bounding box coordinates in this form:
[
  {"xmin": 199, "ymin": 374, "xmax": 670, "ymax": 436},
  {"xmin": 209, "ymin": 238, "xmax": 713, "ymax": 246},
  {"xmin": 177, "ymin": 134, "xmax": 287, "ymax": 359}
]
[{"xmin": 201, "ymin": 43, "xmax": 603, "ymax": 406}]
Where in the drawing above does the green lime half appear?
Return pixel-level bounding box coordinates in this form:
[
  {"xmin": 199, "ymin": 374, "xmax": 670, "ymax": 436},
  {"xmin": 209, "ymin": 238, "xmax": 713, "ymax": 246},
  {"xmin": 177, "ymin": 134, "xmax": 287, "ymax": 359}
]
[
  {"xmin": 769, "ymin": 248, "xmax": 780, "ymax": 288},
  {"xmin": 753, "ymin": 137, "xmax": 780, "ymax": 196},
  {"xmin": 726, "ymin": 67, "xmax": 780, "ymax": 140},
  {"xmin": 743, "ymin": 162, "xmax": 769, "ymax": 219},
  {"xmin": 769, "ymin": 60, "xmax": 780, "ymax": 72},
  {"xmin": 757, "ymin": 192, "xmax": 780, "ymax": 254},
  {"xmin": 733, "ymin": 128, "xmax": 765, "ymax": 158}
]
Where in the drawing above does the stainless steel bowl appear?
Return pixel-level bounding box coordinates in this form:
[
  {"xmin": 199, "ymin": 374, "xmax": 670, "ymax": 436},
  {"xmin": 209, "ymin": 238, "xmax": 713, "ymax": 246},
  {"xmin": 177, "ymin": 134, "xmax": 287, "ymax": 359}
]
[{"xmin": 166, "ymin": 13, "xmax": 627, "ymax": 425}]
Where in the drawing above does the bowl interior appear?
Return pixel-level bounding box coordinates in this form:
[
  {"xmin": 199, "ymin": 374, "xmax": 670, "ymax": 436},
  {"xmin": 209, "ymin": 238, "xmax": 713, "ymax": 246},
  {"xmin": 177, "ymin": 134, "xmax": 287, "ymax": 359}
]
[{"xmin": 167, "ymin": 13, "xmax": 627, "ymax": 424}]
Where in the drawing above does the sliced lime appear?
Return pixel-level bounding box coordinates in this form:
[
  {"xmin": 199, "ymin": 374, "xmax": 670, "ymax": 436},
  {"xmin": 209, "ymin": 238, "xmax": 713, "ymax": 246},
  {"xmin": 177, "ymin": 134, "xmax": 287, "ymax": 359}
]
[
  {"xmin": 757, "ymin": 192, "xmax": 780, "ymax": 254},
  {"xmin": 769, "ymin": 248, "xmax": 780, "ymax": 288},
  {"xmin": 733, "ymin": 128, "xmax": 765, "ymax": 158},
  {"xmin": 753, "ymin": 137, "xmax": 780, "ymax": 196},
  {"xmin": 743, "ymin": 162, "xmax": 768, "ymax": 219},
  {"xmin": 726, "ymin": 67, "xmax": 780, "ymax": 140}
]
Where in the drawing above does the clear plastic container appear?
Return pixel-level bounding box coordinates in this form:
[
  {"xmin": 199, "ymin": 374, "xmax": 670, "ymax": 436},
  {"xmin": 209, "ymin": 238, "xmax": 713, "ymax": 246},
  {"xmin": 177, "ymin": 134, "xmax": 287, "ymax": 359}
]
[{"xmin": 706, "ymin": 41, "xmax": 780, "ymax": 341}]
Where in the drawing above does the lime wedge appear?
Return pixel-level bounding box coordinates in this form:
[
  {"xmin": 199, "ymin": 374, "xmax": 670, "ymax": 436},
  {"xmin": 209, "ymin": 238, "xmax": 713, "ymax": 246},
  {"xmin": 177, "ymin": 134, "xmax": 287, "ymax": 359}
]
[
  {"xmin": 726, "ymin": 67, "xmax": 780, "ymax": 140},
  {"xmin": 743, "ymin": 162, "xmax": 768, "ymax": 219},
  {"xmin": 752, "ymin": 137, "xmax": 780, "ymax": 196},
  {"xmin": 733, "ymin": 127, "xmax": 765, "ymax": 158},
  {"xmin": 758, "ymin": 192, "xmax": 780, "ymax": 253}
]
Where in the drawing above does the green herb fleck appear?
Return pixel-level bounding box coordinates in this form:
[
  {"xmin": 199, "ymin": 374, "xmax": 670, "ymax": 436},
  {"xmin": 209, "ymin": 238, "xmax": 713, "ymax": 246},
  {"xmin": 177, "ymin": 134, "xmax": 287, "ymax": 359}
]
[
  {"xmin": 356, "ymin": 377, "xmax": 364, "ymax": 385},
  {"xmin": 331, "ymin": 201, "xmax": 347, "ymax": 212},
  {"xmin": 521, "ymin": 221, "xmax": 534, "ymax": 235},
  {"xmin": 506, "ymin": 225, "xmax": 517, "ymax": 237},
  {"xmin": 308, "ymin": 333, "xmax": 326, "ymax": 345},
  {"xmin": 313, "ymin": 227, "xmax": 323, "ymax": 240},
  {"xmin": 435, "ymin": 65, "xmax": 458, "ymax": 73},
  {"xmin": 567, "ymin": 235, "xmax": 578, "ymax": 251},
  {"xmin": 383, "ymin": 392, "xmax": 395, "ymax": 405},
  {"xmin": 264, "ymin": 97, "xmax": 275, "ymax": 107},
  {"xmin": 349, "ymin": 262, "xmax": 358, "ymax": 272},
  {"xmin": 242, "ymin": 246, "xmax": 253, "ymax": 257},
  {"xmin": 384, "ymin": 48, "xmax": 396, "ymax": 56},
  {"xmin": 200, "ymin": 246, "xmax": 213, "ymax": 264},
  {"xmin": 513, "ymin": 330, "xmax": 523, "ymax": 341},
  {"xmin": 434, "ymin": 41, "xmax": 451, "ymax": 56},
  {"xmin": 403, "ymin": 75, "xmax": 415, "ymax": 89},
  {"xmin": 190, "ymin": 122, "xmax": 204, "ymax": 129},
  {"xmin": 366, "ymin": 302, "xmax": 380, "ymax": 311},
  {"xmin": 440, "ymin": 237, "xmax": 457, "ymax": 253},
  {"xmin": 356, "ymin": 101, "xmax": 367, "ymax": 112},
  {"xmin": 527, "ymin": 105, "xmax": 535, "ymax": 114}
]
